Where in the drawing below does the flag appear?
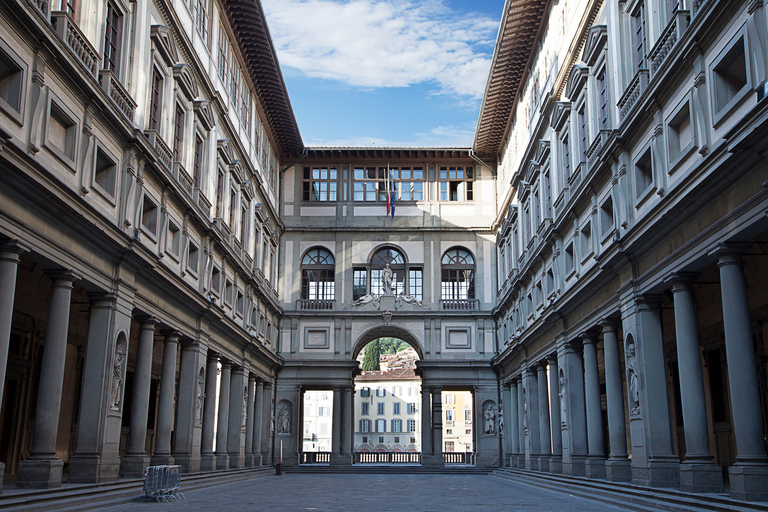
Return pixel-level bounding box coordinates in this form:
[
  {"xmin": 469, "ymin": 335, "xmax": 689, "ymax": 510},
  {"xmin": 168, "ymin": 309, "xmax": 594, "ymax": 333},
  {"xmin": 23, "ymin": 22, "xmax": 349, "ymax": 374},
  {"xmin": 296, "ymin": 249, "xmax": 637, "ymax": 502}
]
[
  {"xmin": 386, "ymin": 163, "xmax": 391, "ymax": 217},
  {"xmin": 390, "ymin": 171, "xmax": 396, "ymax": 219}
]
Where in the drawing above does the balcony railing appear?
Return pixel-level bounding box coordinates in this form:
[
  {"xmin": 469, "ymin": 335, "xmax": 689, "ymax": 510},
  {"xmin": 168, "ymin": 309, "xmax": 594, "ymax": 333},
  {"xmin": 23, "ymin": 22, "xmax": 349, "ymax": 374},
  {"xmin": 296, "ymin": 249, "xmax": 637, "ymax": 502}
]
[
  {"xmin": 28, "ymin": 0, "xmax": 48, "ymax": 15},
  {"xmin": 553, "ymin": 189, "xmax": 568, "ymax": 218},
  {"xmin": 649, "ymin": 10, "xmax": 690, "ymax": 76},
  {"xmin": 300, "ymin": 452, "xmax": 331, "ymax": 464},
  {"xmin": 443, "ymin": 452, "xmax": 475, "ymax": 465},
  {"xmin": 586, "ymin": 130, "xmax": 612, "ymax": 170},
  {"xmin": 440, "ymin": 299, "xmax": 478, "ymax": 311},
  {"xmin": 618, "ymin": 69, "xmax": 649, "ymax": 120},
  {"xmin": 145, "ymin": 130, "xmax": 173, "ymax": 171},
  {"xmin": 568, "ymin": 162, "xmax": 585, "ymax": 189},
  {"xmin": 298, "ymin": 299, "xmax": 335, "ymax": 310},
  {"xmin": 193, "ymin": 187, "xmax": 211, "ymax": 218},
  {"xmin": 172, "ymin": 161, "xmax": 194, "ymax": 198},
  {"xmin": 51, "ymin": 11, "xmax": 98, "ymax": 78},
  {"xmin": 99, "ymin": 69, "xmax": 136, "ymax": 121},
  {"xmin": 354, "ymin": 452, "xmax": 421, "ymax": 464}
]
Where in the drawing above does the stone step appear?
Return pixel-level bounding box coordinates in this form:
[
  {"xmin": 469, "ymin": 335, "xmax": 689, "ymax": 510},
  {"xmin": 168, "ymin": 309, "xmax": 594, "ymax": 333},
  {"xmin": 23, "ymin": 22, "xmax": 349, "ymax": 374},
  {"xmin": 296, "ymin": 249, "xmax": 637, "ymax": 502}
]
[
  {"xmin": 284, "ymin": 465, "xmax": 492, "ymax": 475},
  {"xmin": 492, "ymin": 469, "xmax": 767, "ymax": 512},
  {"xmin": 0, "ymin": 467, "xmax": 273, "ymax": 511}
]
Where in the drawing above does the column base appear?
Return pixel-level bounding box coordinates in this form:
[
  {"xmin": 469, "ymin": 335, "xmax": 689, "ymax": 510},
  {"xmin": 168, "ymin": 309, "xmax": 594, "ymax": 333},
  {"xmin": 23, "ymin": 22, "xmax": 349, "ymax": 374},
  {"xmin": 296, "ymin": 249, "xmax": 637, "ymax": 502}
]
[
  {"xmin": 513, "ymin": 455, "xmax": 526, "ymax": 469},
  {"xmin": 632, "ymin": 458, "xmax": 679, "ymax": 488},
  {"xmin": 172, "ymin": 454, "xmax": 200, "ymax": 474},
  {"xmin": 16, "ymin": 458, "xmax": 63, "ymax": 489},
  {"xmin": 215, "ymin": 453, "xmax": 230, "ymax": 470},
  {"xmin": 120, "ymin": 454, "xmax": 150, "ymax": 478},
  {"xmin": 537, "ymin": 456, "xmax": 550, "ymax": 472},
  {"xmin": 585, "ymin": 456, "xmax": 606, "ymax": 480},
  {"xmin": 421, "ymin": 454, "xmax": 444, "ymax": 467},
  {"xmin": 67, "ymin": 454, "xmax": 120, "ymax": 483},
  {"xmin": 331, "ymin": 453, "xmax": 352, "ymax": 466},
  {"xmin": 679, "ymin": 461, "xmax": 724, "ymax": 493},
  {"xmin": 605, "ymin": 457, "xmax": 631, "ymax": 482},
  {"xmin": 254, "ymin": 454, "xmax": 264, "ymax": 466},
  {"xmin": 200, "ymin": 453, "xmax": 216, "ymax": 472},
  {"xmin": 549, "ymin": 456, "xmax": 563, "ymax": 474},
  {"xmin": 228, "ymin": 454, "xmax": 243, "ymax": 469},
  {"xmin": 563, "ymin": 455, "xmax": 586, "ymax": 477},
  {"xmin": 728, "ymin": 463, "xmax": 768, "ymax": 501},
  {"xmin": 0, "ymin": 462, "xmax": 4, "ymax": 493},
  {"xmin": 524, "ymin": 456, "xmax": 534, "ymax": 470},
  {"xmin": 149, "ymin": 453, "xmax": 174, "ymax": 467}
]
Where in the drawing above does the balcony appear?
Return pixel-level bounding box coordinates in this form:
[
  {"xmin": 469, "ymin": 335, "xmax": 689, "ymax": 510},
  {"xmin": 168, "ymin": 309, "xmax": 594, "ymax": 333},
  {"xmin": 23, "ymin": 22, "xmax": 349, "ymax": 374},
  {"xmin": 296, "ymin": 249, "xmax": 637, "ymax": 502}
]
[
  {"xmin": 568, "ymin": 162, "xmax": 585, "ymax": 189},
  {"xmin": 441, "ymin": 299, "xmax": 478, "ymax": 311},
  {"xmin": 618, "ymin": 69, "xmax": 649, "ymax": 121},
  {"xmin": 51, "ymin": 11, "xmax": 98, "ymax": 78},
  {"xmin": 649, "ymin": 10, "xmax": 690, "ymax": 76},
  {"xmin": 445, "ymin": 420, "xmax": 455, "ymax": 427},
  {"xmin": 553, "ymin": 189, "xmax": 568, "ymax": 218},
  {"xmin": 145, "ymin": 130, "xmax": 173, "ymax": 172},
  {"xmin": 172, "ymin": 161, "xmax": 194, "ymax": 198},
  {"xmin": 298, "ymin": 299, "xmax": 334, "ymax": 311},
  {"xmin": 586, "ymin": 130, "xmax": 612, "ymax": 170},
  {"xmin": 28, "ymin": 0, "xmax": 48, "ymax": 15},
  {"xmin": 99, "ymin": 69, "xmax": 136, "ymax": 121},
  {"xmin": 193, "ymin": 187, "xmax": 211, "ymax": 218}
]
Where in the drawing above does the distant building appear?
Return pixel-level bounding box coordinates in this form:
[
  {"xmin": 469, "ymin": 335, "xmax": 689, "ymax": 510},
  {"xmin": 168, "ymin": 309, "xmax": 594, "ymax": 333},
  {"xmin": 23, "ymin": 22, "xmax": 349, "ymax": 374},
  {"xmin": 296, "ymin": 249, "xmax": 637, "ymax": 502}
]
[
  {"xmin": 302, "ymin": 391, "xmax": 333, "ymax": 452},
  {"xmin": 442, "ymin": 391, "xmax": 473, "ymax": 453},
  {"xmin": 354, "ymin": 369, "xmax": 421, "ymax": 453}
]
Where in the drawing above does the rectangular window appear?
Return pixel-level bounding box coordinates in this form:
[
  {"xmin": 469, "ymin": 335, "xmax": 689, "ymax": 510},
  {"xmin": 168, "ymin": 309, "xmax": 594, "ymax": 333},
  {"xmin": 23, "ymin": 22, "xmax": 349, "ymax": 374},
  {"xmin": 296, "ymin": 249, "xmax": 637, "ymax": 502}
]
[
  {"xmin": 217, "ymin": 26, "xmax": 229, "ymax": 86},
  {"xmin": 445, "ymin": 394, "xmax": 455, "ymax": 404},
  {"xmin": 408, "ymin": 268, "xmax": 423, "ymax": 300},
  {"xmin": 632, "ymin": 2, "xmax": 647, "ymax": 71},
  {"xmin": 407, "ymin": 403, "xmax": 417, "ymax": 414},
  {"xmin": 361, "ymin": 402, "xmax": 369, "ymax": 415},
  {"xmin": 376, "ymin": 387, "xmax": 386, "ymax": 397},
  {"xmin": 215, "ymin": 169, "xmax": 224, "ymax": 218},
  {"xmin": 635, "ymin": 147, "xmax": 653, "ymax": 197},
  {"xmin": 300, "ymin": 268, "xmax": 335, "ymax": 300},
  {"xmin": 240, "ymin": 89, "xmax": 250, "ymax": 131},
  {"xmin": 393, "ymin": 402, "xmax": 400, "ymax": 415},
  {"xmin": 149, "ymin": 69, "xmax": 162, "ymax": 131},
  {"xmin": 600, "ymin": 196, "xmax": 614, "ymax": 238},
  {"xmin": 187, "ymin": 241, "xmax": 199, "ymax": 274},
  {"xmin": 377, "ymin": 402, "xmax": 385, "ymax": 415},
  {"xmin": 360, "ymin": 387, "xmax": 370, "ymax": 398},
  {"xmin": 353, "ymin": 268, "xmax": 367, "ymax": 300},
  {"xmin": 543, "ymin": 171, "xmax": 552, "ymax": 218},
  {"xmin": 302, "ymin": 166, "xmax": 338, "ymax": 202},
  {"xmin": 376, "ymin": 419, "xmax": 386, "ymax": 433},
  {"xmin": 167, "ymin": 221, "xmax": 180, "ymax": 256},
  {"xmin": 353, "ymin": 167, "xmax": 385, "ymax": 202},
  {"xmin": 391, "ymin": 419, "xmax": 402, "ymax": 433},
  {"xmin": 360, "ymin": 419, "xmax": 370, "ymax": 433},
  {"xmin": 392, "ymin": 166, "xmax": 424, "ymax": 201},
  {"xmin": 240, "ymin": 204, "xmax": 248, "ymax": 242},
  {"xmin": 464, "ymin": 410, "xmax": 471, "ymax": 422},
  {"xmin": 194, "ymin": 0, "xmax": 208, "ymax": 42},
  {"xmin": 229, "ymin": 189, "xmax": 237, "ymax": 228},
  {"xmin": 103, "ymin": 0, "xmax": 122, "ymax": 73},
  {"xmin": 712, "ymin": 36, "xmax": 748, "ymax": 116},
  {"xmin": 441, "ymin": 269, "xmax": 475, "ymax": 300},
  {"xmin": 408, "ymin": 419, "xmax": 416, "ymax": 432},
  {"xmin": 577, "ymin": 105, "xmax": 587, "ymax": 161},
  {"xmin": 597, "ymin": 70, "xmax": 608, "ymax": 130},
  {"xmin": 173, "ymin": 104, "xmax": 184, "ymax": 161},
  {"xmin": 193, "ymin": 135, "xmax": 204, "ymax": 188},
  {"xmin": 141, "ymin": 194, "xmax": 158, "ymax": 236},
  {"xmin": 93, "ymin": 146, "xmax": 117, "ymax": 197},
  {"xmin": 439, "ymin": 166, "xmax": 474, "ymax": 201},
  {"xmin": 445, "ymin": 410, "xmax": 454, "ymax": 421},
  {"xmin": 561, "ymin": 133, "xmax": 570, "ymax": 179},
  {"xmin": 565, "ymin": 242, "xmax": 574, "ymax": 274}
]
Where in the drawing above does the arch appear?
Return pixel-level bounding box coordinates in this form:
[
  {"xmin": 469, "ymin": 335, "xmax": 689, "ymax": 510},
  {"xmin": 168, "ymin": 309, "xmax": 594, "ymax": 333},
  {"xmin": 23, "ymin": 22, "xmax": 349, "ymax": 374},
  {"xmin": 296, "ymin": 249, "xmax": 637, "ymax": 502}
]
[
  {"xmin": 369, "ymin": 245, "xmax": 406, "ymax": 266},
  {"xmin": 369, "ymin": 246, "xmax": 407, "ymax": 296},
  {"xmin": 440, "ymin": 246, "xmax": 476, "ymax": 301},
  {"xmin": 352, "ymin": 324, "xmax": 424, "ymax": 360},
  {"xmin": 441, "ymin": 246, "xmax": 475, "ymax": 265},
  {"xmin": 302, "ymin": 247, "xmax": 335, "ymax": 265}
]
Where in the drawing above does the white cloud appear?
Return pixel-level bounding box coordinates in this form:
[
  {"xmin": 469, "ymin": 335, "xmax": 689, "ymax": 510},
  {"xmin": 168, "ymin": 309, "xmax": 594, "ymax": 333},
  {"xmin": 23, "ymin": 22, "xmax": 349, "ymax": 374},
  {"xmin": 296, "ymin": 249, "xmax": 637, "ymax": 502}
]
[
  {"xmin": 261, "ymin": 0, "xmax": 498, "ymax": 101},
  {"xmin": 304, "ymin": 123, "xmax": 476, "ymax": 147}
]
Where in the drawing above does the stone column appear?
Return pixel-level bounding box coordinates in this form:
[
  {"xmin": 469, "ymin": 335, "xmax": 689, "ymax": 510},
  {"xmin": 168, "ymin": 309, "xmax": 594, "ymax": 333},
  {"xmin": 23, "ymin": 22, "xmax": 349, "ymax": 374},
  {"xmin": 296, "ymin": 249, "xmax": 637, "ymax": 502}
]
[
  {"xmin": 260, "ymin": 382, "xmax": 273, "ymax": 464},
  {"xmin": 516, "ymin": 377, "xmax": 524, "ymax": 469},
  {"xmin": 245, "ymin": 375, "xmax": 257, "ymax": 466},
  {"xmin": 523, "ymin": 367, "xmax": 540, "ymax": 470},
  {"xmin": 601, "ymin": 321, "xmax": 630, "ymax": 481},
  {"xmin": 342, "ymin": 386, "xmax": 353, "ymax": 463},
  {"xmin": 548, "ymin": 355, "xmax": 563, "ymax": 474},
  {"xmin": 421, "ymin": 387, "xmax": 432, "ymax": 458},
  {"xmin": 227, "ymin": 366, "xmax": 246, "ymax": 468},
  {"xmin": 0, "ymin": 242, "xmax": 25, "ymax": 491},
  {"xmin": 331, "ymin": 386, "xmax": 343, "ymax": 464},
  {"xmin": 716, "ymin": 249, "xmax": 768, "ymax": 501},
  {"xmin": 69, "ymin": 292, "xmax": 132, "ymax": 483},
  {"xmin": 215, "ymin": 362, "xmax": 232, "ymax": 469},
  {"xmin": 583, "ymin": 335, "xmax": 606, "ymax": 479},
  {"xmin": 121, "ymin": 319, "xmax": 156, "ymax": 477},
  {"xmin": 424, "ymin": 387, "xmax": 443, "ymax": 466},
  {"xmin": 560, "ymin": 340, "xmax": 587, "ymax": 477},
  {"xmin": 253, "ymin": 379, "xmax": 264, "ymax": 465},
  {"xmin": 173, "ymin": 341, "xmax": 206, "ymax": 473},
  {"xmin": 537, "ymin": 363, "xmax": 551, "ymax": 472},
  {"xmin": 506, "ymin": 382, "xmax": 519, "ymax": 467},
  {"xmin": 200, "ymin": 355, "xmax": 219, "ymax": 471},
  {"xmin": 669, "ymin": 274, "xmax": 724, "ymax": 492},
  {"xmin": 150, "ymin": 332, "xmax": 179, "ymax": 466},
  {"xmin": 17, "ymin": 271, "xmax": 77, "ymax": 489}
]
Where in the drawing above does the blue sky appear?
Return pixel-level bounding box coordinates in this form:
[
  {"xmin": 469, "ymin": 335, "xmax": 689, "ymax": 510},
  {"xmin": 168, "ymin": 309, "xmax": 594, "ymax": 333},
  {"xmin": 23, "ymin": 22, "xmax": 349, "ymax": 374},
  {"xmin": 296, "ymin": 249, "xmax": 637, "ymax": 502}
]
[{"xmin": 261, "ymin": 0, "xmax": 506, "ymax": 147}]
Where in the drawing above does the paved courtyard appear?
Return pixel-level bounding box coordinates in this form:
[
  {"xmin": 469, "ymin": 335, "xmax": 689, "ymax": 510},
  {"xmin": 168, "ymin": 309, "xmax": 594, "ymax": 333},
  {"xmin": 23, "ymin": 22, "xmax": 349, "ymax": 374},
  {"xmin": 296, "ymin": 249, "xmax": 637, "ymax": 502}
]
[{"xmin": 100, "ymin": 473, "xmax": 631, "ymax": 511}]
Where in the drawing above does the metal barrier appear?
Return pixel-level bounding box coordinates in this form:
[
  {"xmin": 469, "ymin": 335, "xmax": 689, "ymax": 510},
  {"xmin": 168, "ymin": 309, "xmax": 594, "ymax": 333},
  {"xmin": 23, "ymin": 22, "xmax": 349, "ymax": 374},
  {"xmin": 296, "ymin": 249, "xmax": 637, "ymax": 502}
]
[{"xmin": 139, "ymin": 465, "xmax": 185, "ymax": 502}]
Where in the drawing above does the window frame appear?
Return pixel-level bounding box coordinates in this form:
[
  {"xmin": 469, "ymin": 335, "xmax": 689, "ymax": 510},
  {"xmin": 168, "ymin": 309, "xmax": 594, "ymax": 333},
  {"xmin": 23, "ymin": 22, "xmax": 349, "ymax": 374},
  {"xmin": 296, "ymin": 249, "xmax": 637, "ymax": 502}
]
[
  {"xmin": 300, "ymin": 247, "xmax": 336, "ymax": 301},
  {"xmin": 440, "ymin": 247, "xmax": 476, "ymax": 301}
]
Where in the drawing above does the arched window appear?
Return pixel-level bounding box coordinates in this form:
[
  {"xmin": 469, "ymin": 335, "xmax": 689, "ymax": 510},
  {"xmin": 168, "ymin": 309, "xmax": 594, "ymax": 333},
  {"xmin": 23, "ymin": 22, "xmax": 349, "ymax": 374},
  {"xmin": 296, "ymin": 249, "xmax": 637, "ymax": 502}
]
[
  {"xmin": 441, "ymin": 248, "xmax": 475, "ymax": 303},
  {"xmin": 352, "ymin": 247, "xmax": 423, "ymax": 300},
  {"xmin": 301, "ymin": 248, "xmax": 335, "ymax": 302}
]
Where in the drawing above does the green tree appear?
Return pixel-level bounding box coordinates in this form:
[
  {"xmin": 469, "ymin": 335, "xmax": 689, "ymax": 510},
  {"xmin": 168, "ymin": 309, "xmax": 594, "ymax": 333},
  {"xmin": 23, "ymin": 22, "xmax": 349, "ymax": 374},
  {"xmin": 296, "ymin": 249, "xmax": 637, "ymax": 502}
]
[{"xmin": 361, "ymin": 339, "xmax": 380, "ymax": 371}]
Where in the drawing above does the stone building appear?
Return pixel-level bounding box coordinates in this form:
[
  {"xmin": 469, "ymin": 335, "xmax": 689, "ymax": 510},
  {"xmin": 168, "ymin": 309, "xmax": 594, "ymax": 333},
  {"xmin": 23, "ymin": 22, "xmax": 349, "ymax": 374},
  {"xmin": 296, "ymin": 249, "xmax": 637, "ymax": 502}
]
[{"xmin": 485, "ymin": 0, "xmax": 768, "ymax": 502}]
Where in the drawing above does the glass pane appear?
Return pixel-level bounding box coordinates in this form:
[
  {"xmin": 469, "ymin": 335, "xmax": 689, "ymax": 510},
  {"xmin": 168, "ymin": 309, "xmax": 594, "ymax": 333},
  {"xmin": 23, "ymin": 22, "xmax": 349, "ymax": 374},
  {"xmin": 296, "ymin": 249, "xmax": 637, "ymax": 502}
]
[
  {"xmin": 355, "ymin": 168, "xmax": 364, "ymax": 180},
  {"xmin": 303, "ymin": 168, "xmax": 310, "ymax": 179},
  {"xmin": 414, "ymin": 182, "xmax": 423, "ymax": 201},
  {"xmin": 354, "ymin": 182, "xmax": 364, "ymax": 201},
  {"xmin": 413, "ymin": 168, "xmax": 423, "ymax": 180},
  {"xmin": 329, "ymin": 182, "xmax": 337, "ymax": 202},
  {"xmin": 367, "ymin": 168, "xmax": 377, "ymax": 179},
  {"xmin": 391, "ymin": 168, "xmax": 399, "ymax": 179},
  {"xmin": 330, "ymin": 167, "xmax": 337, "ymax": 179},
  {"xmin": 440, "ymin": 168, "xmax": 447, "ymax": 179},
  {"xmin": 401, "ymin": 168, "xmax": 410, "ymax": 179},
  {"xmin": 313, "ymin": 167, "xmax": 320, "ymax": 180}
]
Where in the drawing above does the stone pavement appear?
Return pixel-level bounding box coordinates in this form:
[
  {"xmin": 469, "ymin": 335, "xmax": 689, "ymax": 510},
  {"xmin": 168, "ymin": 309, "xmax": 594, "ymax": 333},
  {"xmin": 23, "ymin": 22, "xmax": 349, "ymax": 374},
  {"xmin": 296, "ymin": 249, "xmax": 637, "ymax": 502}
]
[{"xmin": 98, "ymin": 473, "xmax": 632, "ymax": 511}]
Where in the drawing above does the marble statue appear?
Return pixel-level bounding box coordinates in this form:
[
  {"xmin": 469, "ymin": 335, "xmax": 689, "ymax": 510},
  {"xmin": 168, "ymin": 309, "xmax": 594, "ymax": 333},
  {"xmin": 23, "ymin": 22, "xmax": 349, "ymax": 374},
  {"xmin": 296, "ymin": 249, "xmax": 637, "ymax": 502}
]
[
  {"xmin": 559, "ymin": 369, "xmax": 567, "ymax": 425},
  {"xmin": 110, "ymin": 342, "xmax": 126, "ymax": 411},
  {"xmin": 382, "ymin": 262, "xmax": 393, "ymax": 294},
  {"xmin": 277, "ymin": 404, "xmax": 291, "ymax": 434},
  {"xmin": 484, "ymin": 404, "xmax": 496, "ymax": 435},
  {"xmin": 627, "ymin": 342, "xmax": 640, "ymax": 415},
  {"xmin": 195, "ymin": 370, "xmax": 205, "ymax": 425},
  {"xmin": 522, "ymin": 387, "xmax": 528, "ymax": 433},
  {"xmin": 352, "ymin": 293, "xmax": 380, "ymax": 308}
]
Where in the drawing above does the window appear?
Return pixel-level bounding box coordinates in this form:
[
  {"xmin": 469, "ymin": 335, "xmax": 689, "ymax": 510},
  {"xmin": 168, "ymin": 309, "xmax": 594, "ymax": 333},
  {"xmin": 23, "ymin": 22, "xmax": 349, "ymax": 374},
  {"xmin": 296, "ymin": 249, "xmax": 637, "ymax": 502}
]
[
  {"xmin": 441, "ymin": 248, "xmax": 475, "ymax": 300},
  {"xmin": 361, "ymin": 402, "xmax": 369, "ymax": 415},
  {"xmin": 596, "ymin": 69, "xmax": 609, "ymax": 130},
  {"xmin": 445, "ymin": 394, "xmax": 455, "ymax": 404},
  {"xmin": 464, "ymin": 410, "xmax": 471, "ymax": 422},
  {"xmin": 167, "ymin": 221, "xmax": 181, "ymax": 257},
  {"xmin": 229, "ymin": 188, "xmax": 237, "ymax": 228},
  {"xmin": 445, "ymin": 441, "xmax": 455, "ymax": 452},
  {"xmin": 667, "ymin": 102, "xmax": 693, "ymax": 164},
  {"xmin": 565, "ymin": 241, "xmax": 575, "ymax": 275},
  {"xmin": 580, "ymin": 222, "xmax": 592, "ymax": 261},
  {"xmin": 561, "ymin": 132, "xmax": 571, "ymax": 180},
  {"xmin": 93, "ymin": 145, "xmax": 117, "ymax": 197},
  {"xmin": 376, "ymin": 419, "xmax": 386, "ymax": 432},
  {"xmin": 466, "ymin": 430, "xmax": 471, "ymax": 436},
  {"xmin": 360, "ymin": 387, "xmax": 370, "ymax": 398},
  {"xmin": 141, "ymin": 194, "xmax": 158, "ymax": 236},
  {"xmin": 103, "ymin": 0, "xmax": 122, "ymax": 73},
  {"xmin": 391, "ymin": 419, "xmax": 402, "ymax": 433},
  {"xmin": 360, "ymin": 419, "xmax": 370, "ymax": 433},
  {"xmin": 194, "ymin": 0, "xmax": 208, "ymax": 42},
  {"xmin": 408, "ymin": 268, "xmax": 423, "ymax": 300},
  {"xmin": 394, "ymin": 167, "xmax": 424, "ymax": 201},
  {"xmin": 445, "ymin": 410, "xmax": 454, "ymax": 421},
  {"xmin": 632, "ymin": 2, "xmax": 647, "ymax": 71},
  {"xmin": 543, "ymin": 170, "xmax": 552, "ymax": 218},
  {"xmin": 577, "ymin": 104, "xmax": 588, "ymax": 162},
  {"xmin": 188, "ymin": 242, "xmax": 199, "ymax": 275},
  {"xmin": 600, "ymin": 196, "xmax": 614, "ymax": 238},
  {"xmin": 353, "ymin": 167, "xmax": 386, "ymax": 202},
  {"xmin": 47, "ymin": 100, "xmax": 77, "ymax": 163},
  {"xmin": 439, "ymin": 166, "xmax": 474, "ymax": 201},
  {"xmin": 173, "ymin": 104, "xmax": 185, "ymax": 161},
  {"xmin": 393, "ymin": 402, "xmax": 400, "ymax": 415},
  {"xmin": 0, "ymin": 45, "xmax": 25, "ymax": 117},
  {"xmin": 407, "ymin": 403, "xmax": 416, "ymax": 414},
  {"xmin": 634, "ymin": 147, "xmax": 653, "ymax": 198},
  {"xmin": 376, "ymin": 387, "xmax": 386, "ymax": 397},
  {"xmin": 393, "ymin": 386, "xmax": 402, "ymax": 396},
  {"xmin": 240, "ymin": 203, "xmax": 248, "ymax": 242},
  {"xmin": 224, "ymin": 279, "xmax": 233, "ymax": 306},
  {"xmin": 712, "ymin": 36, "xmax": 749, "ymax": 117},
  {"xmin": 302, "ymin": 166, "xmax": 337, "ymax": 202},
  {"xmin": 447, "ymin": 429, "xmax": 453, "ymax": 435},
  {"xmin": 300, "ymin": 248, "xmax": 335, "ymax": 301},
  {"xmin": 319, "ymin": 407, "xmax": 330, "ymax": 416},
  {"xmin": 193, "ymin": 134, "xmax": 204, "ymax": 188},
  {"xmin": 546, "ymin": 268, "xmax": 555, "ymax": 295},
  {"xmin": 149, "ymin": 68, "xmax": 162, "ymax": 131},
  {"xmin": 217, "ymin": 26, "xmax": 229, "ymax": 85},
  {"xmin": 215, "ymin": 169, "xmax": 224, "ymax": 218},
  {"xmin": 394, "ymin": 436, "xmax": 400, "ymax": 443},
  {"xmin": 408, "ymin": 420, "xmax": 416, "ymax": 432},
  {"xmin": 210, "ymin": 266, "xmax": 221, "ymax": 295},
  {"xmin": 236, "ymin": 290, "xmax": 244, "ymax": 315},
  {"xmin": 377, "ymin": 402, "xmax": 385, "ymax": 415},
  {"xmin": 370, "ymin": 247, "xmax": 405, "ymax": 296},
  {"xmin": 378, "ymin": 436, "xmax": 384, "ymax": 443},
  {"xmin": 353, "ymin": 268, "xmax": 367, "ymax": 300}
]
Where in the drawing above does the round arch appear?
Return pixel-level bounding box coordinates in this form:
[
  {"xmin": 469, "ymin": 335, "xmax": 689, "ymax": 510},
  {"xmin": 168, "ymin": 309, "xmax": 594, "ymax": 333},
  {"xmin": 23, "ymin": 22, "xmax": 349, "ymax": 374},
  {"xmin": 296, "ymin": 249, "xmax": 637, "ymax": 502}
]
[{"xmin": 352, "ymin": 324, "xmax": 424, "ymax": 361}]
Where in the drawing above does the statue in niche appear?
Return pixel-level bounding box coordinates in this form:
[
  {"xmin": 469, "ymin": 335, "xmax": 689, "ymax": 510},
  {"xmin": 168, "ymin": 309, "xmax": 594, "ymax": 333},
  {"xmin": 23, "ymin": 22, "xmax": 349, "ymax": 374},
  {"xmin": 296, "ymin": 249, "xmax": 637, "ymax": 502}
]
[
  {"xmin": 558, "ymin": 370, "xmax": 567, "ymax": 425},
  {"xmin": 277, "ymin": 404, "xmax": 291, "ymax": 434},
  {"xmin": 522, "ymin": 387, "xmax": 528, "ymax": 433},
  {"xmin": 195, "ymin": 370, "xmax": 205, "ymax": 425},
  {"xmin": 382, "ymin": 262, "xmax": 393, "ymax": 294},
  {"xmin": 242, "ymin": 387, "xmax": 248, "ymax": 431},
  {"xmin": 626, "ymin": 342, "xmax": 640, "ymax": 415},
  {"xmin": 484, "ymin": 404, "xmax": 496, "ymax": 435},
  {"xmin": 110, "ymin": 342, "xmax": 126, "ymax": 411},
  {"xmin": 498, "ymin": 403, "xmax": 504, "ymax": 438}
]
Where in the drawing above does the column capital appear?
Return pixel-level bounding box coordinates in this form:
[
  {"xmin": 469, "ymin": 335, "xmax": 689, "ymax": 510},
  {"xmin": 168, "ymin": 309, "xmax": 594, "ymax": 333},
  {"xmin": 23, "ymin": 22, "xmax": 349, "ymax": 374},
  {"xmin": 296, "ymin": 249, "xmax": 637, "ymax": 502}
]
[
  {"xmin": 581, "ymin": 334, "xmax": 598, "ymax": 346},
  {"xmin": 599, "ymin": 318, "xmax": 620, "ymax": 332},
  {"xmin": 709, "ymin": 242, "xmax": 752, "ymax": 260},
  {"xmin": 665, "ymin": 271, "xmax": 700, "ymax": 290},
  {"xmin": 0, "ymin": 238, "xmax": 31, "ymax": 256},
  {"xmin": 87, "ymin": 292, "xmax": 116, "ymax": 307},
  {"xmin": 537, "ymin": 360, "xmax": 549, "ymax": 371},
  {"xmin": 248, "ymin": 374, "xmax": 258, "ymax": 383},
  {"xmin": 138, "ymin": 316, "xmax": 159, "ymax": 329},
  {"xmin": 44, "ymin": 269, "xmax": 80, "ymax": 285},
  {"xmin": 636, "ymin": 293, "xmax": 664, "ymax": 309},
  {"xmin": 161, "ymin": 330, "xmax": 181, "ymax": 343}
]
